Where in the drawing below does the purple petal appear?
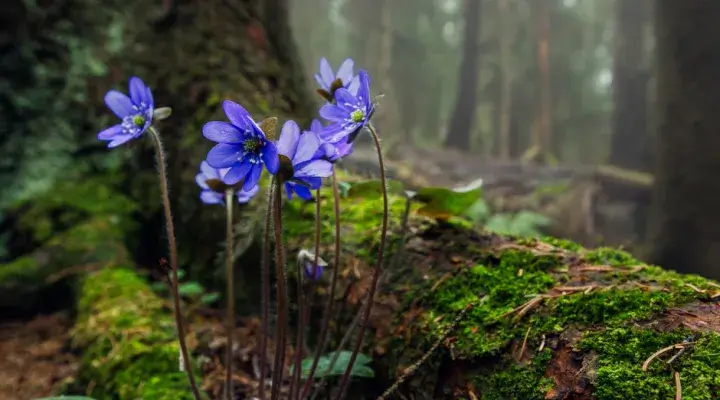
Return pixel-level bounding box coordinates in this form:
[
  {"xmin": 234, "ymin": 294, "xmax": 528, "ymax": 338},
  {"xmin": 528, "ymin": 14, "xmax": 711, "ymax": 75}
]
[
  {"xmin": 284, "ymin": 182, "xmax": 294, "ymax": 200},
  {"xmin": 319, "ymin": 104, "xmax": 347, "ymax": 122},
  {"xmin": 334, "ymin": 88, "xmax": 356, "ymax": 108},
  {"xmin": 195, "ymin": 172, "xmax": 211, "ymax": 189},
  {"xmin": 201, "ymin": 190, "xmax": 223, "ymax": 205},
  {"xmin": 319, "ymin": 58, "xmax": 334, "ymax": 86},
  {"xmin": 293, "ymin": 184, "xmax": 314, "ymax": 201},
  {"xmin": 202, "ymin": 121, "xmax": 245, "ymax": 144},
  {"xmin": 358, "ymin": 70, "xmax": 371, "ymax": 104},
  {"xmin": 146, "ymin": 86, "xmax": 154, "ymax": 108},
  {"xmin": 207, "ymin": 143, "xmax": 241, "ymax": 168},
  {"xmin": 104, "ymin": 90, "xmax": 134, "ymax": 118},
  {"xmin": 294, "ymin": 131, "xmax": 321, "ymax": 165},
  {"xmin": 107, "ymin": 134, "xmax": 135, "ymax": 148},
  {"xmin": 336, "ymin": 59, "xmax": 354, "ymax": 85},
  {"xmin": 128, "ymin": 77, "xmax": 149, "ymax": 106},
  {"xmin": 222, "ymin": 100, "xmax": 251, "ymax": 127},
  {"xmin": 310, "ymin": 119, "xmax": 324, "ymax": 133},
  {"xmin": 98, "ymin": 124, "xmax": 123, "ymax": 140},
  {"xmin": 314, "ymin": 74, "xmax": 327, "ymax": 91},
  {"xmin": 295, "ymin": 159, "xmax": 333, "ymax": 179},
  {"xmin": 237, "ymin": 185, "xmax": 260, "ymax": 204},
  {"xmin": 262, "ymin": 141, "xmax": 279, "ymax": 175},
  {"xmin": 243, "ymin": 163, "xmax": 262, "ymax": 191},
  {"xmin": 347, "ymin": 76, "xmax": 361, "ymax": 96},
  {"xmin": 223, "ymin": 162, "xmax": 253, "ymax": 185},
  {"xmin": 277, "ymin": 120, "xmax": 301, "ymax": 158},
  {"xmin": 200, "ymin": 160, "xmax": 220, "ymax": 179}
]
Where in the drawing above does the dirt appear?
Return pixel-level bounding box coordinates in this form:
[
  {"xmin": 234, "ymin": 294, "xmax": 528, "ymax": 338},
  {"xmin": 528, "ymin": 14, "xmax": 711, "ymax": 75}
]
[{"xmin": 0, "ymin": 314, "xmax": 78, "ymax": 400}]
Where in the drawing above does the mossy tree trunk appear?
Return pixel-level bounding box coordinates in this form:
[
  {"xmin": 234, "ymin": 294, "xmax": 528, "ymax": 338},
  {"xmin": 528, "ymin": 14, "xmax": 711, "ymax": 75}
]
[{"xmin": 648, "ymin": 1, "xmax": 720, "ymax": 280}]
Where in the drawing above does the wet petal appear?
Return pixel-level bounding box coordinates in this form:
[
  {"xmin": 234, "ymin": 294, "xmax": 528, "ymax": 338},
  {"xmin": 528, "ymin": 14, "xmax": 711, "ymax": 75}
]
[
  {"xmin": 334, "ymin": 88, "xmax": 356, "ymax": 108},
  {"xmin": 243, "ymin": 163, "xmax": 263, "ymax": 191},
  {"xmin": 104, "ymin": 90, "xmax": 134, "ymax": 118},
  {"xmin": 98, "ymin": 124, "xmax": 123, "ymax": 140},
  {"xmin": 262, "ymin": 141, "xmax": 279, "ymax": 174},
  {"xmin": 128, "ymin": 77, "xmax": 149, "ymax": 106},
  {"xmin": 319, "ymin": 104, "xmax": 347, "ymax": 122},
  {"xmin": 107, "ymin": 134, "xmax": 135, "ymax": 148},
  {"xmin": 203, "ymin": 121, "xmax": 245, "ymax": 144},
  {"xmin": 294, "ymin": 131, "xmax": 321, "ymax": 165},
  {"xmin": 223, "ymin": 162, "xmax": 253, "ymax": 185},
  {"xmin": 336, "ymin": 58, "xmax": 354, "ymax": 85},
  {"xmin": 295, "ymin": 159, "xmax": 333, "ymax": 179},
  {"xmin": 200, "ymin": 190, "xmax": 223, "ymax": 205},
  {"xmin": 277, "ymin": 120, "xmax": 301, "ymax": 158},
  {"xmin": 319, "ymin": 58, "xmax": 334, "ymax": 86},
  {"xmin": 222, "ymin": 100, "xmax": 251, "ymax": 127},
  {"xmin": 207, "ymin": 143, "xmax": 241, "ymax": 168}
]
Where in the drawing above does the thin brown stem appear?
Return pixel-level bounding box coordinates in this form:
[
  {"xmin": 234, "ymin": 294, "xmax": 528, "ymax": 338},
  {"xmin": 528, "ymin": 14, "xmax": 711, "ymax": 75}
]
[
  {"xmin": 148, "ymin": 127, "xmax": 202, "ymax": 400},
  {"xmin": 258, "ymin": 183, "xmax": 274, "ymax": 400},
  {"xmin": 224, "ymin": 189, "xmax": 235, "ymax": 400},
  {"xmin": 270, "ymin": 179, "xmax": 289, "ymax": 400},
  {"xmin": 334, "ymin": 125, "xmax": 388, "ymax": 399},
  {"xmin": 300, "ymin": 170, "xmax": 342, "ymax": 398}
]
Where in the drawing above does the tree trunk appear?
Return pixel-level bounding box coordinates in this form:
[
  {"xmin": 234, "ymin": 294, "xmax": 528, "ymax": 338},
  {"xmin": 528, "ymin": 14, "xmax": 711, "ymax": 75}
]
[
  {"xmin": 444, "ymin": 0, "xmax": 482, "ymax": 150},
  {"xmin": 531, "ymin": 0, "xmax": 552, "ymax": 163},
  {"xmin": 497, "ymin": 0, "xmax": 513, "ymax": 160},
  {"xmin": 649, "ymin": 0, "xmax": 720, "ymax": 280}
]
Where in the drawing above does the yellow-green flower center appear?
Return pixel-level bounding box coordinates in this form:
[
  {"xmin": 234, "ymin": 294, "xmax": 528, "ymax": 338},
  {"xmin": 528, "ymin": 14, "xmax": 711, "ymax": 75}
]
[
  {"xmin": 132, "ymin": 115, "xmax": 146, "ymax": 127},
  {"xmin": 350, "ymin": 110, "xmax": 365, "ymax": 123},
  {"xmin": 243, "ymin": 138, "xmax": 263, "ymax": 153}
]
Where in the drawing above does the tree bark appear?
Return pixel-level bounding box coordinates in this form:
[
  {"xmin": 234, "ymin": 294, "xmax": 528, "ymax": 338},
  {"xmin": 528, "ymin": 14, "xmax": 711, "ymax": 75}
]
[
  {"xmin": 444, "ymin": 0, "xmax": 482, "ymax": 150},
  {"xmin": 649, "ymin": 0, "xmax": 720, "ymax": 280}
]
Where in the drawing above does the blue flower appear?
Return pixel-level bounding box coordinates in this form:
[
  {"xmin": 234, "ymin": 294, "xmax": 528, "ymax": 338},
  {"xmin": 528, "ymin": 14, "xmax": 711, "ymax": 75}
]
[
  {"xmin": 319, "ymin": 69, "xmax": 374, "ymax": 145},
  {"xmin": 98, "ymin": 76, "xmax": 154, "ymax": 148},
  {"xmin": 304, "ymin": 261, "xmax": 323, "ymax": 281},
  {"xmin": 310, "ymin": 119, "xmax": 354, "ymax": 162},
  {"xmin": 202, "ymin": 100, "xmax": 279, "ymax": 190},
  {"xmin": 195, "ymin": 161, "xmax": 259, "ymax": 205},
  {"xmin": 276, "ymin": 120, "xmax": 333, "ymax": 201},
  {"xmin": 315, "ymin": 57, "xmax": 360, "ymax": 96}
]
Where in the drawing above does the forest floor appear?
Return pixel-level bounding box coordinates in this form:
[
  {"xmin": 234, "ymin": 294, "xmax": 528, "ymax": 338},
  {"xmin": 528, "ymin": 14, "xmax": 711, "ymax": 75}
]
[{"xmin": 0, "ymin": 314, "xmax": 77, "ymax": 400}]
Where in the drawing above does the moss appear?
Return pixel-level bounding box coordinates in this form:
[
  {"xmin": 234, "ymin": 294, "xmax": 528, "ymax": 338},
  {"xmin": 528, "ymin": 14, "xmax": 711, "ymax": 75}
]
[
  {"xmin": 473, "ymin": 349, "xmax": 554, "ymax": 400},
  {"xmin": 72, "ymin": 267, "xmax": 197, "ymax": 400},
  {"xmin": 578, "ymin": 327, "xmax": 720, "ymax": 399}
]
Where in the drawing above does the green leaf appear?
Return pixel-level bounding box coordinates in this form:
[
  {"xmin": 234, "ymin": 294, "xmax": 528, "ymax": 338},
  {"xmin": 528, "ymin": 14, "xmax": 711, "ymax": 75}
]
[
  {"xmin": 347, "ymin": 179, "xmax": 405, "ymax": 199},
  {"xmin": 150, "ymin": 282, "xmax": 168, "ymax": 292},
  {"xmin": 178, "ymin": 281, "xmax": 204, "ymax": 297},
  {"xmin": 199, "ymin": 292, "xmax": 220, "ymax": 304},
  {"xmin": 414, "ymin": 178, "xmax": 483, "ymax": 220},
  {"xmin": 292, "ymin": 351, "xmax": 374, "ymax": 379},
  {"xmin": 338, "ymin": 182, "xmax": 352, "ymax": 198},
  {"xmin": 464, "ymin": 199, "xmax": 490, "ymax": 223},
  {"xmin": 152, "ymin": 107, "xmax": 172, "ymax": 121}
]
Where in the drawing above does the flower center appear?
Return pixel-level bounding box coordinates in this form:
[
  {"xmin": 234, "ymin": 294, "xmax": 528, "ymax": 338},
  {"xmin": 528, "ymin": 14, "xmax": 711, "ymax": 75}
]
[
  {"xmin": 132, "ymin": 115, "xmax": 146, "ymax": 127},
  {"xmin": 350, "ymin": 109, "xmax": 365, "ymax": 123},
  {"xmin": 243, "ymin": 138, "xmax": 263, "ymax": 154}
]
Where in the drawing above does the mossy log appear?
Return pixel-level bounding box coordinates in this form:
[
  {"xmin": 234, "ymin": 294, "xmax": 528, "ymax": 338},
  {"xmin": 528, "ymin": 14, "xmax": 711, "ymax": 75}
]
[{"xmin": 282, "ymin": 179, "xmax": 720, "ymax": 400}]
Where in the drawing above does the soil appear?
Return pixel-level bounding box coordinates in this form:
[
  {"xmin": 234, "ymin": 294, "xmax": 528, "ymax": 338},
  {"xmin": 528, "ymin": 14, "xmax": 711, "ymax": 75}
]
[{"xmin": 0, "ymin": 314, "xmax": 78, "ymax": 400}]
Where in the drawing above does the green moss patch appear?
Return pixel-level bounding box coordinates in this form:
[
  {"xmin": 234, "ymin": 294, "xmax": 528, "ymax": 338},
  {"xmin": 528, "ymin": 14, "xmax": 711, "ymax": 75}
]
[{"xmin": 71, "ymin": 267, "xmax": 197, "ymax": 400}]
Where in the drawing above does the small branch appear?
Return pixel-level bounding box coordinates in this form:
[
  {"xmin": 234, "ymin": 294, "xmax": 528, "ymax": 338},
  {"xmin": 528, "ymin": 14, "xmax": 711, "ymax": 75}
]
[
  {"xmin": 675, "ymin": 371, "xmax": 682, "ymax": 400},
  {"xmin": 377, "ymin": 302, "xmax": 475, "ymax": 400},
  {"xmin": 642, "ymin": 341, "xmax": 694, "ymax": 372}
]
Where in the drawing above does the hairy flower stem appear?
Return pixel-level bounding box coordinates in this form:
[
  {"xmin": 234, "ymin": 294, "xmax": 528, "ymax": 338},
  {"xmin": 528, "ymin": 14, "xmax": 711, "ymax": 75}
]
[
  {"xmin": 258, "ymin": 183, "xmax": 275, "ymax": 400},
  {"xmin": 224, "ymin": 189, "xmax": 235, "ymax": 400},
  {"xmin": 270, "ymin": 179, "xmax": 289, "ymax": 400},
  {"xmin": 334, "ymin": 125, "xmax": 389, "ymax": 400},
  {"xmin": 300, "ymin": 169, "xmax": 342, "ymax": 399},
  {"xmin": 148, "ymin": 127, "xmax": 202, "ymax": 400},
  {"xmin": 291, "ymin": 188, "xmax": 321, "ymax": 399}
]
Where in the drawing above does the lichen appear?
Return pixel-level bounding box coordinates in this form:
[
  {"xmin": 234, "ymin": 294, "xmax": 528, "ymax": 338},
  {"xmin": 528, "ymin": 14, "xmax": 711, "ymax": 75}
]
[{"xmin": 71, "ymin": 267, "xmax": 197, "ymax": 400}]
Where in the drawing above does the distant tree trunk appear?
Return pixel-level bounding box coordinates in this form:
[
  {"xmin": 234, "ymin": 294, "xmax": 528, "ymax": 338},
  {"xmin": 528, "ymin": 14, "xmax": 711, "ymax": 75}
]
[
  {"xmin": 649, "ymin": 0, "xmax": 720, "ymax": 280},
  {"xmin": 444, "ymin": 0, "xmax": 481, "ymax": 150},
  {"xmin": 609, "ymin": 0, "xmax": 650, "ymax": 171},
  {"xmin": 497, "ymin": 0, "xmax": 513, "ymax": 160}
]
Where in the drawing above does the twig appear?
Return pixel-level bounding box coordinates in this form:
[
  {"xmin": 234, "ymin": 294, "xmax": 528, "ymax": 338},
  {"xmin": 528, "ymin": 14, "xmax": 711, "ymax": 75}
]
[
  {"xmin": 224, "ymin": 189, "xmax": 235, "ymax": 400},
  {"xmin": 642, "ymin": 341, "xmax": 694, "ymax": 371},
  {"xmin": 516, "ymin": 326, "xmax": 532, "ymax": 361},
  {"xmin": 377, "ymin": 302, "xmax": 475, "ymax": 400},
  {"xmin": 675, "ymin": 371, "xmax": 682, "ymax": 400}
]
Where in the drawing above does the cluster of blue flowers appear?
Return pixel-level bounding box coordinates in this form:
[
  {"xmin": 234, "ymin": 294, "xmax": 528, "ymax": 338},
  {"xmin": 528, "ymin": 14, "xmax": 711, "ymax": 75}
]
[{"xmin": 98, "ymin": 57, "xmax": 374, "ymax": 206}]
